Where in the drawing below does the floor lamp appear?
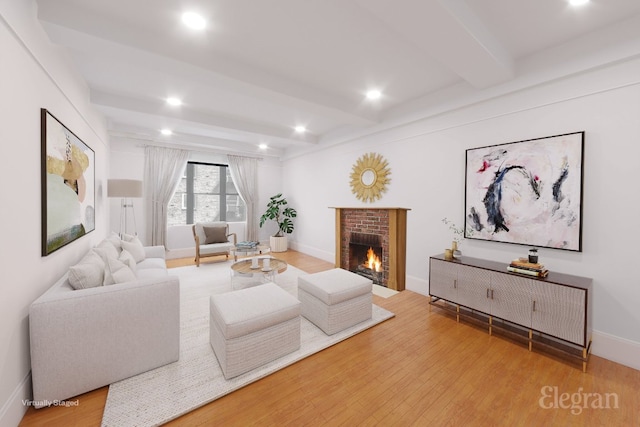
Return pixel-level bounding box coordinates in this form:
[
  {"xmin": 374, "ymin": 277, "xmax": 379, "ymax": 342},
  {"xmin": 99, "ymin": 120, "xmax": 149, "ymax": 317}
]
[{"xmin": 108, "ymin": 179, "xmax": 143, "ymax": 237}]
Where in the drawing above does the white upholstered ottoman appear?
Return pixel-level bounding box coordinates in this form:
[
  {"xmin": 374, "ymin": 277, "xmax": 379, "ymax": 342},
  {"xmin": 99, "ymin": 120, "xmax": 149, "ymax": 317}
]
[
  {"xmin": 298, "ymin": 268, "xmax": 372, "ymax": 335},
  {"xmin": 209, "ymin": 282, "xmax": 301, "ymax": 379}
]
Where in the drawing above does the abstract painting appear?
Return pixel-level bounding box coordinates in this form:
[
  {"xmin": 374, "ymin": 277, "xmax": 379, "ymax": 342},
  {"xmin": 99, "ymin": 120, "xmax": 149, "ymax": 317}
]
[
  {"xmin": 41, "ymin": 109, "xmax": 95, "ymax": 255},
  {"xmin": 465, "ymin": 132, "xmax": 584, "ymax": 251}
]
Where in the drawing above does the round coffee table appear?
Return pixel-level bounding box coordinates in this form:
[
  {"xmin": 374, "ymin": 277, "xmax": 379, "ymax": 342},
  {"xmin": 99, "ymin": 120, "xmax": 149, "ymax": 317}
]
[
  {"xmin": 230, "ymin": 257, "xmax": 287, "ymax": 289},
  {"xmin": 230, "ymin": 244, "xmax": 270, "ymax": 261}
]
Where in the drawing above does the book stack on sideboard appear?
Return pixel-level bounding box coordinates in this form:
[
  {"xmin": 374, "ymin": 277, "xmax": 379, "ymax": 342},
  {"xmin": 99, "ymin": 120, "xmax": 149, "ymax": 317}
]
[{"xmin": 507, "ymin": 258, "xmax": 549, "ymax": 277}]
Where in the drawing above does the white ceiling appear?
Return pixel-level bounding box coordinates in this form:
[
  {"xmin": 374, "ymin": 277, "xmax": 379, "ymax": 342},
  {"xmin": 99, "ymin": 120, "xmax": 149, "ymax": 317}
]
[{"xmin": 36, "ymin": 0, "xmax": 640, "ymax": 158}]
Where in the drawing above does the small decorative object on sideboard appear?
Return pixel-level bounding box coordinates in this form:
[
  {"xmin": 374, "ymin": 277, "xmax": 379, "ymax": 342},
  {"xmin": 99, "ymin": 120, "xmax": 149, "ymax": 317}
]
[
  {"xmin": 528, "ymin": 248, "xmax": 539, "ymax": 263},
  {"xmin": 442, "ymin": 217, "xmax": 466, "ymax": 259},
  {"xmin": 451, "ymin": 241, "xmax": 461, "ymax": 259},
  {"xmin": 444, "ymin": 249, "xmax": 453, "ymax": 260},
  {"xmin": 508, "ymin": 257, "xmax": 549, "ymax": 278}
]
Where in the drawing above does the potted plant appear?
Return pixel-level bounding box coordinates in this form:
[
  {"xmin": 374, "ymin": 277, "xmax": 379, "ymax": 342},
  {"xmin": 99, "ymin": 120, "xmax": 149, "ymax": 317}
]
[{"xmin": 259, "ymin": 193, "xmax": 297, "ymax": 252}]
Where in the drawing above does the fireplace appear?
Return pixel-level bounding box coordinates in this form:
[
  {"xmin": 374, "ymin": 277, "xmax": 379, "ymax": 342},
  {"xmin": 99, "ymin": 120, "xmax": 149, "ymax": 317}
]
[
  {"xmin": 349, "ymin": 232, "xmax": 384, "ymax": 286},
  {"xmin": 331, "ymin": 207, "xmax": 410, "ymax": 291}
]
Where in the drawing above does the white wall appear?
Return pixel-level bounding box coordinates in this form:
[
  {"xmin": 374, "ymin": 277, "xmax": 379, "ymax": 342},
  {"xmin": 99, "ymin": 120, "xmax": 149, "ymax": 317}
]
[
  {"xmin": 0, "ymin": 2, "xmax": 110, "ymax": 425},
  {"xmin": 283, "ymin": 57, "xmax": 640, "ymax": 370}
]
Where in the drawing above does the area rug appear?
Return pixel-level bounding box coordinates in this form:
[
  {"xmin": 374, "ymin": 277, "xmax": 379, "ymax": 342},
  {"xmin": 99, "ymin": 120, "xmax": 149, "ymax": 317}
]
[{"xmin": 101, "ymin": 262, "xmax": 394, "ymax": 427}]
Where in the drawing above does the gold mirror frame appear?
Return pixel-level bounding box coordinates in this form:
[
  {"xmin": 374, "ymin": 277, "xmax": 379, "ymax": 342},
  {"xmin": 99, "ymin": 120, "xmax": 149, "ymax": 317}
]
[{"xmin": 350, "ymin": 152, "xmax": 391, "ymax": 203}]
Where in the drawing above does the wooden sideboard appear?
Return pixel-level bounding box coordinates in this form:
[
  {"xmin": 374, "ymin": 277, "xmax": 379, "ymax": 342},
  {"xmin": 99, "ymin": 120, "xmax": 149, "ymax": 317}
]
[{"xmin": 429, "ymin": 254, "xmax": 593, "ymax": 371}]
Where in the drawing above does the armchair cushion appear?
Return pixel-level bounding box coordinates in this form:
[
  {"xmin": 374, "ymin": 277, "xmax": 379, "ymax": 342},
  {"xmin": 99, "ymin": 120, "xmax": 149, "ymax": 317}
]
[
  {"xmin": 203, "ymin": 225, "xmax": 228, "ymax": 244},
  {"xmin": 193, "ymin": 222, "xmax": 236, "ymax": 266},
  {"xmin": 194, "ymin": 222, "xmax": 227, "ymax": 244}
]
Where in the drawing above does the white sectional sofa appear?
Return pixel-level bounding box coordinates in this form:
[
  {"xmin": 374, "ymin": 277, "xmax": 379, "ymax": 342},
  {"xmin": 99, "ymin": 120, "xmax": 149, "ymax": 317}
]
[{"xmin": 29, "ymin": 237, "xmax": 180, "ymax": 408}]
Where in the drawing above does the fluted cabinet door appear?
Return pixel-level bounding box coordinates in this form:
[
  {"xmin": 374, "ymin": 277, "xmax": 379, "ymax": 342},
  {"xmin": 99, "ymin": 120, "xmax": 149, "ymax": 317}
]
[
  {"xmin": 490, "ymin": 273, "xmax": 533, "ymax": 327},
  {"xmin": 530, "ymin": 281, "xmax": 586, "ymax": 346},
  {"xmin": 429, "ymin": 259, "xmax": 457, "ymax": 302},
  {"xmin": 456, "ymin": 265, "xmax": 492, "ymax": 313}
]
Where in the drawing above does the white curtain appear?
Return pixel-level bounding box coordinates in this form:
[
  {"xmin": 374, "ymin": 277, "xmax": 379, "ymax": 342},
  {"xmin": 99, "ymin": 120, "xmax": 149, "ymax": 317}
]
[
  {"xmin": 227, "ymin": 155, "xmax": 258, "ymax": 242},
  {"xmin": 144, "ymin": 146, "xmax": 189, "ymax": 247}
]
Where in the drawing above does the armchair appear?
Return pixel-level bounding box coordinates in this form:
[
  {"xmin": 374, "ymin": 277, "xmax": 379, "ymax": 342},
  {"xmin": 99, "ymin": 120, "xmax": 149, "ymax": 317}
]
[{"xmin": 192, "ymin": 222, "xmax": 237, "ymax": 266}]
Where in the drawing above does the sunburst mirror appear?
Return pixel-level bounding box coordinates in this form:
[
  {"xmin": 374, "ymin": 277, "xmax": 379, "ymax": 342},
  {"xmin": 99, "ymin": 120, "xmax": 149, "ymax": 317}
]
[{"xmin": 350, "ymin": 152, "xmax": 391, "ymax": 203}]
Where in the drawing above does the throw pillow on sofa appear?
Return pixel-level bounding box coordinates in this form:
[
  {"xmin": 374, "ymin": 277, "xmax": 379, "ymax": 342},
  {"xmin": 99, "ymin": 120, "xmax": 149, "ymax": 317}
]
[
  {"xmin": 68, "ymin": 250, "xmax": 105, "ymax": 290},
  {"xmin": 104, "ymin": 258, "xmax": 136, "ymax": 285},
  {"xmin": 118, "ymin": 249, "xmax": 137, "ymax": 273},
  {"xmin": 95, "ymin": 239, "xmax": 119, "ymax": 261},
  {"xmin": 105, "ymin": 232, "xmax": 123, "ymax": 252},
  {"xmin": 203, "ymin": 225, "xmax": 227, "ymax": 244},
  {"xmin": 121, "ymin": 238, "xmax": 146, "ymax": 263}
]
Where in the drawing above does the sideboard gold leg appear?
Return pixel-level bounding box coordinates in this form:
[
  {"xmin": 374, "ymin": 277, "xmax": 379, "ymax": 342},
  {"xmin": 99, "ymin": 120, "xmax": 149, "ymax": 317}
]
[
  {"xmin": 582, "ymin": 347, "xmax": 588, "ymax": 373},
  {"xmin": 456, "ymin": 305, "xmax": 460, "ymax": 323},
  {"xmin": 489, "ymin": 316, "xmax": 492, "ymax": 336},
  {"xmin": 528, "ymin": 329, "xmax": 533, "ymax": 352}
]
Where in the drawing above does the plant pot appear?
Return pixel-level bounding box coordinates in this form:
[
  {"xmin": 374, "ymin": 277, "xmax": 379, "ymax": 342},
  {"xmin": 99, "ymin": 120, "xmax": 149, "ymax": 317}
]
[{"xmin": 270, "ymin": 235, "xmax": 288, "ymax": 252}]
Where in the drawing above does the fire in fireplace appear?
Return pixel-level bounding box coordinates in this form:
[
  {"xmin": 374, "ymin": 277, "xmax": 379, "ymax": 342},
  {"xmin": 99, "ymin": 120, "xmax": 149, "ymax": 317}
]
[{"xmin": 349, "ymin": 232, "xmax": 384, "ymax": 286}]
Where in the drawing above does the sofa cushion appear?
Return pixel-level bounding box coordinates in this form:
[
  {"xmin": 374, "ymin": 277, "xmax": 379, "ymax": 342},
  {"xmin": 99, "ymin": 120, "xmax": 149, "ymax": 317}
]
[
  {"xmin": 144, "ymin": 245, "xmax": 166, "ymax": 260},
  {"xmin": 118, "ymin": 249, "xmax": 137, "ymax": 273},
  {"xmin": 68, "ymin": 251, "xmax": 105, "ymax": 290},
  {"xmin": 104, "ymin": 258, "xmax": 136, "ymax": 285},
  {"xmin": 122, "ymin": 239, "xmax": 146, "ymax": 263},
  {"xmin": 122, "ymin": 233, "xmax": 138, "ymax": 243},
  {"xmin": 95, "ymin": 240, "xmax": 119, "ymax": 261},
  {"xmin": 203, "ymin": 225, "xmax": 227, "ymax": 244},
  {"xmin": 105, "ymin": 232, "xmax": 123, "ymax": 252},
  {"xmin": 199, "ymin": 242, "xmax": 234, "ymax": 255}
]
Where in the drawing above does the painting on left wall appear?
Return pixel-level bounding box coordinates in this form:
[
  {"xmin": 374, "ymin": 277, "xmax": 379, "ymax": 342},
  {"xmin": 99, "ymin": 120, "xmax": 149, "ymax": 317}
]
[{"xmin": 41, "ymin": 109, "xmax": 95, "ymax": 255}]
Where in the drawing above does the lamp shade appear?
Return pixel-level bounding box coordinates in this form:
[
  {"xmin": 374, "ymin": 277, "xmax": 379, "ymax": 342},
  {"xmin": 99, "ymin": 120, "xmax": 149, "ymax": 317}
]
[{"xmin": 108, "ymin": 179, "xmax": 143, "ymax": 198}]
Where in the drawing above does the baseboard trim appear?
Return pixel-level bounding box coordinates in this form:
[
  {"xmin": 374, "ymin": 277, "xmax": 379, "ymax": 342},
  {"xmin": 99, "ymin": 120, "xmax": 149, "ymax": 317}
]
[
  {"xmin": 0, "ymin": 372, "xmax": 31, "ymax": 427},
  {"xmin": 288, "ymin": 242, "xmax": 334, "ymax": 264},
  {"xmin": 591, "ymin": 330, "xmax": 640, "ymax": 371},
  {"xmin": 165, "ymin": 247, "xmax": 195, "ymax": 260}
]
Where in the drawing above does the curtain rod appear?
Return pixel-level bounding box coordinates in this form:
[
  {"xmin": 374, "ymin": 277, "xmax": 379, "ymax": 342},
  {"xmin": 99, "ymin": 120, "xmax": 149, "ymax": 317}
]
[{"xmin": 133, "ymin": 142, "xmax": 265, "ymax": 161}]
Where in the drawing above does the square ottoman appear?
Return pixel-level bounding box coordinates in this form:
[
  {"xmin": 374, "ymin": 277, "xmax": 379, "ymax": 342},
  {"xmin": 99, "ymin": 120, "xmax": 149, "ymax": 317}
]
[
  {"xmin": 298, "ymin": 268, "xmax": 372, "ymax": 335},
  {"xmin": 210, "ymin": 282, "xmax": 301, "ymax": 379}
]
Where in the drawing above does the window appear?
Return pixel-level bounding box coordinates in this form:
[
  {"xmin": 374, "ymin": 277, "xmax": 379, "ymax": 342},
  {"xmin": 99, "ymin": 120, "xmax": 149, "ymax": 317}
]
[{"xmin": 167, "ymin": 162, "xmax": 246, "ymax": 226}]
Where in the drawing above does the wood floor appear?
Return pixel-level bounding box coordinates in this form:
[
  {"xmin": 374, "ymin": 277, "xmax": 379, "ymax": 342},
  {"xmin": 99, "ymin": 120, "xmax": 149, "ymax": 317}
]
[{"xmin": 20, "ymin": 251, "xmax": 640, "ymax": 426}]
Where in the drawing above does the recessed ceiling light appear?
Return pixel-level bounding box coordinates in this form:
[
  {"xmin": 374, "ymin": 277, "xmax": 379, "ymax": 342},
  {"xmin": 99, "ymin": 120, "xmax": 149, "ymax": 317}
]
[
  {"xmin": 258, "ymin": 143, "xmax": 268, "ymax": 150},
  {"xmin": 294, "ymin": 126, "xmax": 306, "ymax": 133},
  {"xmin": 166, "ymin": 97, "xmax": 182, "ymax": 106},
  {"xmin": 366, "ymin": 90, "xmax": 382, "ymax": 100},
  {"xmin": 160, "ymin": 129, "xmax": 172, "ymax": 136},
  {"xmin": 182, "ymin": 12, "xmax": 206, "ymax": 30},
  {"xmin": 569, "ymin": 0, "xmax": 589, "ymax": 6}
]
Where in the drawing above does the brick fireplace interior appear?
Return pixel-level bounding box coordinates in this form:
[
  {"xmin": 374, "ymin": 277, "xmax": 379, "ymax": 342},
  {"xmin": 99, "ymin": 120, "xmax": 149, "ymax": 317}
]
[
  {"xmin": 349, "ymin": 232, "xmax": 384, "ymax": 285},
  {"xmin": 331, "ymin": 207, "xmax": 409, "ymax": 291}
]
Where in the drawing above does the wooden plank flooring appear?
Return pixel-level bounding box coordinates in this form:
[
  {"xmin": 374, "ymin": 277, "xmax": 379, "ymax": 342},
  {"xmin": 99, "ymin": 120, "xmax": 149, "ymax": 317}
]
[{"xmin": 20, "ymin": 251, "xmax": 640, "ymax": 426}]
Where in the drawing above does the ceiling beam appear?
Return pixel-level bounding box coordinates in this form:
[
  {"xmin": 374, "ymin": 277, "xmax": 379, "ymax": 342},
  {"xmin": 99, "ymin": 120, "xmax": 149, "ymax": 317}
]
[
  {"xmin": 38, "ymin": 18, "xmax": 380, "ymax": 126},
  {"xmin": 356, "ymin": 0, "xmax": 514, "ymax": 88},
  {"xmin": 91, "ymin": 90, "xmax": 317, "ymax": 145}
]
